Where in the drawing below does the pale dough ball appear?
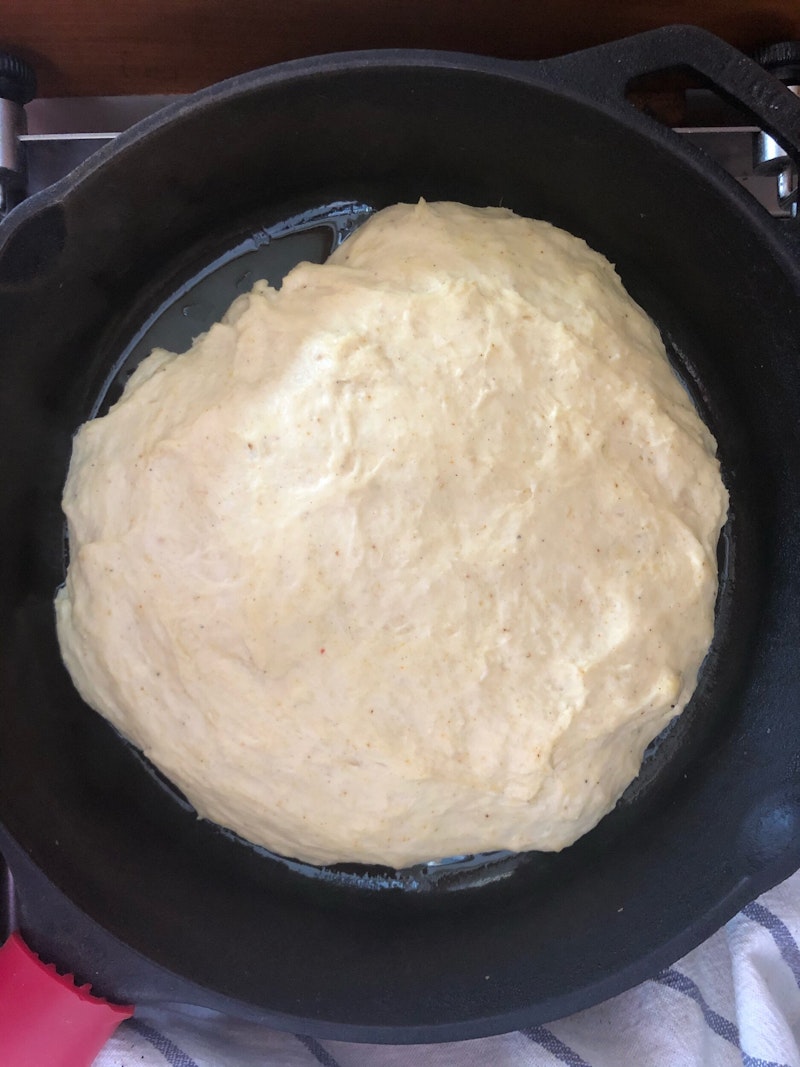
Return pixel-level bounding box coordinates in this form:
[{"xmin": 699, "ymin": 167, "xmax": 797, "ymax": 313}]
[{"xmin": 55, "ymin": 201, "xmax": 728, "ymax": 868}]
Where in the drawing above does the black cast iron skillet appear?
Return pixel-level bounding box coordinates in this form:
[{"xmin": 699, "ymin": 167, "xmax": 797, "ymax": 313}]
[{"xmin": 0, "ymin": 24, "xmax": 799, "ymax": 1044}]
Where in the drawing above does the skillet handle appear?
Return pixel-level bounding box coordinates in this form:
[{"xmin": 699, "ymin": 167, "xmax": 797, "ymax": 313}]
[
  {"xmin": 541, "ymin": 24, "xmax": 800, "ymax": 162},
  {"xmin": 0, "ymin": 931, "xmax": 133, "ymax": 1067}
]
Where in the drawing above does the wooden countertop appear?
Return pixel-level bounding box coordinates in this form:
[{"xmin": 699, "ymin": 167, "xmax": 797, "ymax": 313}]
[{"xmin": 2, "ymin": 0, "xmax": 799, "ymax": 98}]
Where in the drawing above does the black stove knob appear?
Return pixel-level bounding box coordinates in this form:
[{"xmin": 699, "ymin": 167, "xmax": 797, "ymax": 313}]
[
  {"xmin": 0, "ymin": 52, "xmax": 37, "ymax": 106},
  {"xmin": 752, "ymin": 41, "xmax": 800, "ymax": 86},
  {"xmin": 0, "ymin": 52, "xmax": 36, "ymax": 215}
]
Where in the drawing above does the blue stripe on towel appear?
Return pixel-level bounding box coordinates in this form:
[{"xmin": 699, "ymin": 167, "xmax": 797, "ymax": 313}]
[
  {"xmin": 743, "ymin": 900, "xmax": 800, "ymax": 991},
  {"xmin": 522, "ymin": 1025, "xmax": 593, "ymax": 1066},
  {"xmin": 295, "ymin": 1034, "xmax": 344, "ymax": 1067},
  {"xmin": 654, "ymin": 968, "xmax": 739, "ymax": 1044},
  {"xmin": 129, "ymin": 1020, "xmax": 202, "ymax": 1067},
  {"xmin": 653, "ymin": 968, "xmax": 791, "ymax": 1067}
]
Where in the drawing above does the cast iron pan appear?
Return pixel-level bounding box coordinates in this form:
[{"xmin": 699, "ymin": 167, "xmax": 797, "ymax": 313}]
[{"xmin": 0, "ymin": 24, "xmax": 799, "ymax": 1043}]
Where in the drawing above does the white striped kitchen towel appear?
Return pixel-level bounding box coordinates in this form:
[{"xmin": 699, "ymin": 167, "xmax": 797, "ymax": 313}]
[{"xmin": 94, "ymin": 867, "xmax": 800, "ymax": 1067}]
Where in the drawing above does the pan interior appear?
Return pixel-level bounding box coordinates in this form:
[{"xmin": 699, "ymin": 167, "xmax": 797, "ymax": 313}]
[{"xmin": 67, "ymin": 192, "xmax": 736, "ymax": 899}]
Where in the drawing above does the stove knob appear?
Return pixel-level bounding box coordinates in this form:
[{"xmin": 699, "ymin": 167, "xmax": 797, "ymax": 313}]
[
  {"xmin": 0, "ymin": 52, "xmax": 36, "ymax": 216},
  {"xmin": 752, "ymin": 40, "xmax": 800, "ymax": 86},
  {"xmin": 0, "ymin": 52, "xmax": 37, "ymax": 107}
]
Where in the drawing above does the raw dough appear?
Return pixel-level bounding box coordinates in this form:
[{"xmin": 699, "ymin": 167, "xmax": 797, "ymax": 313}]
[{"xmin": 55, "ymin": 200, "xmax": 728, "ymax": 868}]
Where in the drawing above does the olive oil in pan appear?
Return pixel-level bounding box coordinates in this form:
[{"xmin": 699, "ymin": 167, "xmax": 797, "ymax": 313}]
[{"xmin": 91, "ymin": 200, "xmax": 375, "ymax": 418}]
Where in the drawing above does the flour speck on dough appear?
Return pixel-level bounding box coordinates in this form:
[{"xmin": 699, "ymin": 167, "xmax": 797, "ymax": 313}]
[{"xmin": 55, "ymin": 201, "xmax": 728, "ymax": 868}]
